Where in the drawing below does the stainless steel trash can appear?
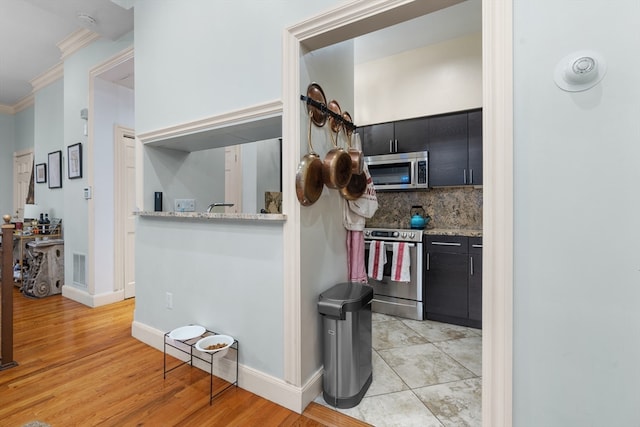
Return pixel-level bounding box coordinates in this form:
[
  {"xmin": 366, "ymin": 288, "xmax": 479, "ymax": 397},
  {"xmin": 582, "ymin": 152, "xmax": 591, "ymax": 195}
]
[{"xmin": 318, "ymin": 282, "xmax": 373, "ymax": 409}]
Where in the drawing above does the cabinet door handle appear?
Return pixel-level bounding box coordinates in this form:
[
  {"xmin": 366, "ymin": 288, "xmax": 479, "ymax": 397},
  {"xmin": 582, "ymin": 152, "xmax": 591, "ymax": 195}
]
[
  {"xmin": 470, "ymin": 256, "xmax": 474, "ymax": 276},
  {"xmin": 389, "ymin": 140, "xmax": 393, "ymax": 153},
  {"xmin": 463, "ymin": 169, "xmax": 467, "ymax": 184},
  {"xmin": 471, "ymin": 244, "xmax": 483, "ymax": 248},
  {"xmin": 394, "ymin": 139, "xmax": 398, "ymax": 152},
  {"xmin": 431, "ymin": 242, "xmax": 462, "ymax": 246},
  {"xmin": 426, "ymin": 253, "xmax": 430, "ymax": 270},
  {"xmin": 470, "ymin": 169, "xmax": 474, "ymax": 184}
]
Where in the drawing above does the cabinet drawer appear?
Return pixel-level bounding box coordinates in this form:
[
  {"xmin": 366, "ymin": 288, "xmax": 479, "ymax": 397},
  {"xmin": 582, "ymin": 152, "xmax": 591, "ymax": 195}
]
[
  {"xmin": 426, "ymin": 235, "xmax": 468, "ymax": 254},
  {"xmin": 469, "ymin": 237, "xmax": 483, "ymax": 254}
]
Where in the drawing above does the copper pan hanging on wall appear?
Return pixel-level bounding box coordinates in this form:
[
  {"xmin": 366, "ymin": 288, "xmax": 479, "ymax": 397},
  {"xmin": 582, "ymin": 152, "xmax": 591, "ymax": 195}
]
[
  {"xmin": 295, "ymin": 111, "xmax": 324, "ymax": 206},
  {"xmin": 306, "ymin": 82, "xmax": 328, "ymax": 127},
  {"xmin": 341, "ymin": 111, "xmax": 364, "ymax": 175},
  {"xmin": 322, "ymin": 100, "xmax": 352, "ymax": 189}
]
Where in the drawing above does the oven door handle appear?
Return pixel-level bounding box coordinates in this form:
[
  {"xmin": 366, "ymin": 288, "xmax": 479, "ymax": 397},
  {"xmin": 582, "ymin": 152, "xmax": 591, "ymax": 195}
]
[{"xmin": 366, "ymin": 241, "xmax": 416, "ymax": 249}]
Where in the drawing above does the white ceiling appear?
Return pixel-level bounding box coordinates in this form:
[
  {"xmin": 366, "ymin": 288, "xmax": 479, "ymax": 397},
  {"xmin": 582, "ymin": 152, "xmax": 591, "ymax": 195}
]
[
  {"xmin": 0, "ymin": 0, "xmax": 133, "ymax": 107},
  {"xmin": 0, "ymin": 0, "xmax": 480, "ymax": 109}
]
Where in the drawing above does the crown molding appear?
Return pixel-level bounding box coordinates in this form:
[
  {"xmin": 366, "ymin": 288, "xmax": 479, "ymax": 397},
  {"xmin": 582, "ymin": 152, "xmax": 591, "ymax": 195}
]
[
  {"xmin": 57, "ymin": 28, "xmax": 101, "ymax": 60},
  {"xmin": 13, "ymin": 94, "xmax": 34, "ymax": 113},
  {"xmin": 30, "ymin": 62, "xmax": 63, "ymax": 94},
  {"xmin": 0, "ymin": 104, "xmax": 13, "ymax": 115}
]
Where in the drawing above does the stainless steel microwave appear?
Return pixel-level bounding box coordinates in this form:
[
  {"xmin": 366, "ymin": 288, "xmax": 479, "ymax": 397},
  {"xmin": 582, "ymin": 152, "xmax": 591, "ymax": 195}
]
[{"xmin": 365, "ymin": 151, "xmax": 428, "ymax": 190}]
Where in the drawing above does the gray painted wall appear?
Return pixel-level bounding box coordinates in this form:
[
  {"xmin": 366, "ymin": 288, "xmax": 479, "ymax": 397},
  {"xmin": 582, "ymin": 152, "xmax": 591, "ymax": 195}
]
[{"xmin": 513, "ymin": 0, "xmax": 640, "ymax": 425}]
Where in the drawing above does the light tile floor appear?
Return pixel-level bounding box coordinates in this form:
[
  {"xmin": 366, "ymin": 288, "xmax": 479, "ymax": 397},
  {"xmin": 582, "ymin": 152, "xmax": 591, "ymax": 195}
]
[{"xmin": 315, "ymin": 312, "xmax": 482, "ymax": 427}]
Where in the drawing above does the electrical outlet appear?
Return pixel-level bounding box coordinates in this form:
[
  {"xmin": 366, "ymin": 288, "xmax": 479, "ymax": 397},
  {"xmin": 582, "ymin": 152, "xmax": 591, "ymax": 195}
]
[
  {"xmin": 165, "ymin": 292, "xmax": 173, "ymax": 309},
  {"xmin": 174, "ymin": 199, "xmax": 195, "ymax": 212}
]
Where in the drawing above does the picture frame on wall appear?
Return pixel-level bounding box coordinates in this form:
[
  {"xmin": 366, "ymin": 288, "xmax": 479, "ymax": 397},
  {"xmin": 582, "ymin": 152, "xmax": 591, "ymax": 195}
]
[
  {"xmin": 48, "ymin": 150, "xmax": 62, "ymax": 189},
  {"xmin": 67, "ymin": 142, "xmax": 82, "ymax": 179},
  {"xmin": 35, "ymin": 163, "xmax": 47, "ymax": 183}
]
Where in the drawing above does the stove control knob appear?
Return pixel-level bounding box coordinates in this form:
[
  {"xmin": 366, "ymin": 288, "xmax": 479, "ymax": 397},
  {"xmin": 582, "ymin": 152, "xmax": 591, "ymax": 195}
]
[
  {"xmin": 364, "ymin": 230, "xmax": 370, "ymax": 237},
  {"xmin": 401, "ymin": 232, "xmax": 407, "ymax": 238},
  {"xmin": 393, "ymin": 231, "xmax": 399, "ymax": 237},
  {"xmin": 409, "ymin": 232, "xmax": 415, "ymax": 239}
]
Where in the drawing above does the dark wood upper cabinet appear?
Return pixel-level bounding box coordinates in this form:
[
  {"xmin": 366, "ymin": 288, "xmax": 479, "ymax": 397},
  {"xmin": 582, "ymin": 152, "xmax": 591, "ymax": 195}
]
[
  {"xmin": 359, "ymin": 109, "xmax": 482, "ymax": 188},
  {"xmin": 467, "ymin": 110, "xmax": 483, "ymax": 185},
  {"xmin": 360, "ymin": 117, "xmax": 428, "ymax": 156},
  {"xmin": 428, "ymin": 112, "xmax": 468, "ymax": 186}
]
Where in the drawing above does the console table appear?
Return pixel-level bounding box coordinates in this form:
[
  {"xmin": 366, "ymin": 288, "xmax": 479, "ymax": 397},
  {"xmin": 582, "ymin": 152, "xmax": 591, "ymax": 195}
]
[{"xmin": 163, "ymin": 329, "xmax": 239, "ymax": 405}]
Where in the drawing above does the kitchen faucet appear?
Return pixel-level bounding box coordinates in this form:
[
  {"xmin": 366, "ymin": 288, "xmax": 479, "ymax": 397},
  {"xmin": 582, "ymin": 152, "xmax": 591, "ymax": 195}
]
[{"xmin": 206, "ymin": 202, "xmax": 234, "ymax": 213}]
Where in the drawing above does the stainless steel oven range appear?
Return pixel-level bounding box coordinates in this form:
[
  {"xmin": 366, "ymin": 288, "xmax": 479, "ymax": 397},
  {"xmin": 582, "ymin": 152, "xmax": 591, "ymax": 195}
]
[{"xmin": 364, "ymin": 228, "xmax": 424, "ymax": 320}]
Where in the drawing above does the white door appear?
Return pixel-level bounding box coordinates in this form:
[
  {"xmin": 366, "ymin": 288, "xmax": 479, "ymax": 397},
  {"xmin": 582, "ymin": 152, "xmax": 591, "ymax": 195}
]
[
  {"xmin": 115, "ymin": 127, "xmax": 136, "ymax": 299},
  {"xmin": 13, "ymin": 150, "xmax": 34, "ymax": 219},
  {"xmin": 224, "ymin": 145, "xmax": 242, "ymax": 213}
]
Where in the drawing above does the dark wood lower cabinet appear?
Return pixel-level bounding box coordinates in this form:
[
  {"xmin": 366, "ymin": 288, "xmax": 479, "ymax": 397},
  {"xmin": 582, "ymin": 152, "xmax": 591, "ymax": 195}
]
[
  {"xmin": 425, "ymin": 251, "xmax": 468, "ymax": 318},
  {"xmin": 468, "ymin": 238, "xmax": 483, "ymax": 325},
  {"xmin": 424, "ymin": 235, "xmax": 482, "ymax": 328}
]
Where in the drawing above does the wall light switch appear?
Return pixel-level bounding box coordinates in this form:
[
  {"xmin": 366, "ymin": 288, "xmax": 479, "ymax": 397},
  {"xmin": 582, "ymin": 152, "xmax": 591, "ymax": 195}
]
[
  {"xmin": 174, "ymin": 198, "xmax": 195, "ymax": 212},
  {"xmin": 83, "ymin": 187, "xmax": 92, "ymax": 199}
]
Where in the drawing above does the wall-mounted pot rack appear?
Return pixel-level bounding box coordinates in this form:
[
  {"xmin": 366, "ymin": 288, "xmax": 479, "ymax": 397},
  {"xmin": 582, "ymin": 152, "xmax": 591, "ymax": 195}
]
[{"xmin": 300, "ymin": 95, "xmax": 357, "ymax": 133}]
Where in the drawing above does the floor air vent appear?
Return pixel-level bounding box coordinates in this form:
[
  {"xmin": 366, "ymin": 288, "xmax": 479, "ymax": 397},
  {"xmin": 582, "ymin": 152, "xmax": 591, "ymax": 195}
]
[{"xmin": 73, "ymin": 253, "xmax": 87, "ymax": 287}]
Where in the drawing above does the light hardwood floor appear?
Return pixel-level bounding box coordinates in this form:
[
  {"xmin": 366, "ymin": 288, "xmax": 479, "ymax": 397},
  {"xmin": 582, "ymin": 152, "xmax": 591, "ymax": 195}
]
[{"xmin": 0, "ymin": 286, "xmax": 370, "ymax": 427}]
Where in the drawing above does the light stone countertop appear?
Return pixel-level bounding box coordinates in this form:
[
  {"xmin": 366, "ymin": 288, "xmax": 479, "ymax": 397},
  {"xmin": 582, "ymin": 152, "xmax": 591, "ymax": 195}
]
[
  {"xmin": 135, "ymin": 211, "xmax": 286, "ymax": 222},
  {"xmin": 424, "ymin": 228, "xmax": 482, "ymax": 237}
]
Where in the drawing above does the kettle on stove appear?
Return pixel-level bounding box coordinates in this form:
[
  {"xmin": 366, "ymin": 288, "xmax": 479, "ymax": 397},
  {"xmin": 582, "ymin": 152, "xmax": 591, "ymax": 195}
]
[{"xmin": 410, "ymin": 205, "xmax": 430, "ymax": 230}]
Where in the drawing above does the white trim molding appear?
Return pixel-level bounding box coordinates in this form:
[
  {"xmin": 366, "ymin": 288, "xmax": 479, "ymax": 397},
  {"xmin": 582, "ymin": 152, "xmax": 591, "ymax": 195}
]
[
  {"xmin": 57, "ymin": 28, "xmax": 101, "ymax": 60},
  {"xmin": 137, "ymin": 100, "xmax": 283, "ymax": 145},
  {"xmin": 131, "ymin": 321, "xmax": 321, "ymax": 413},
  {"xmin": 30, "ymin": 62, "xmax": 64, "ymax": 94},
  {"xmin": 62, "ymin": 285, "xmax": 125, "ymax": 308},
  {"xmin": 483, "ymin": 0, "xmax": 513, "ymax": 426}
]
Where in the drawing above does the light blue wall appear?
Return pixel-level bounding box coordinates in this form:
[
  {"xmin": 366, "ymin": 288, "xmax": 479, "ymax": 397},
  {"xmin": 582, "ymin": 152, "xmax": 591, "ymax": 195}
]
[
  {"xmin": 0, "ymin": 113, "xmax": 16, "ymax": 216},
  {"xmin": 135, "ymin": 218, "xmax": 284, "ymax": 377},
  {"xmin": 134, "ymin": 0, "xmax": 344, "ymax": 380},
  {"xmin": 134, "ymin": 0, "xmax": 345, "ymax": 134},
  {"xmin": 14, "ymin": 106, "xmax": 34, "ymax": 153},
  {"xmin": 34, "ymin": 80, "xmax": 64, "ymax": 219},
  {"xmin": 62, "ymin": 32, "xmax": 133, "ymax": 290},
  {"xmin": 513, "ymin": 1, "xmax": 640, "ymax": 425}
]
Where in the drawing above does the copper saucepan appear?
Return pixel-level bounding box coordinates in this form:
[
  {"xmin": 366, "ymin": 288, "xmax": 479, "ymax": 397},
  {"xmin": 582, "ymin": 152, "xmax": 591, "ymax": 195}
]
[
  {"xmin": 341, "ymin": 111, "xmax": 364, "ymax": 175},
  {"xmin": 295, "ymin": 111, "xmax": 324, "ymax": 206},
  {"xmin": 322, "ymin": 100, "xmax": 352, "ymax": 189}
]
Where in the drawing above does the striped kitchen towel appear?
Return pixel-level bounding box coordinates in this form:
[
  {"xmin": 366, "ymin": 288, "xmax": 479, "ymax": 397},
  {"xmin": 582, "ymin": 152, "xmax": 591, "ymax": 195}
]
[
  {"xmin": 367, "ymin": 240, "xmax": 386, "ymax": 281},
  {"xmin": 391, "ymin": 242, "xmax": 411, "ymax": 282}
]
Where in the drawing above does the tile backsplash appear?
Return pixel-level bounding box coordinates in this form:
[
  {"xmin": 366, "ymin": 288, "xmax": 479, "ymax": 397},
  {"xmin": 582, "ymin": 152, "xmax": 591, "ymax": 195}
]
[{"xmin": 365, "ymin": 187, "xmax": 482, "ymax": 230}]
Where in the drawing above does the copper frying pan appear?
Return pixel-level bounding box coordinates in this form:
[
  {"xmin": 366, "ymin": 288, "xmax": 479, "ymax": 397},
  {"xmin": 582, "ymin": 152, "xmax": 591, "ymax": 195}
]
[
  {"xmin": 341, "ymin": 111, "xmax": 364, "ymax": 175},
  {"xmin": 295, "ymin": 112, "xmax": 324, "ymax": 206},
  {"xmin": 322, "ymin": 100, "xmax": 352, "ymax": 189}
]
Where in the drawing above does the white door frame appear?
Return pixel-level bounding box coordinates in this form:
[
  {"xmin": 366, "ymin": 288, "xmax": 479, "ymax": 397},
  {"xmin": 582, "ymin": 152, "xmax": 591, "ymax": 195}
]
[
  {"xmin": 13, "ymin": 148, "xmax": 34, "ymax": 219},
  {"xmin": 282, "ymin": 1, "xmax": 513, "ymax": 425},
  {"xmin": 114, "ymin": 125, "xmax": 135, "ymax": 297},
  {"xmin": 88, "ymin": 47, "xmax": 135, "ymax": 300}
]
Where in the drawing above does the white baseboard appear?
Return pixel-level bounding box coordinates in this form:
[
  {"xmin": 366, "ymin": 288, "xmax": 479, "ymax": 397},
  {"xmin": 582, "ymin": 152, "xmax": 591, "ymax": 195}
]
[
  {"xmin": 131, "ymin": 320, "xmax": 323, "ymax": 413},
  {"xmin": 61, "ymin": 285, "xmax": 124, "ymax": 307}
]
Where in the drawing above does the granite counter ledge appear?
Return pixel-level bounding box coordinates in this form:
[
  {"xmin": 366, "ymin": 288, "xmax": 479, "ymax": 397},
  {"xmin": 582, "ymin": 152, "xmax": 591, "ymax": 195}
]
[
  {"xmin": 424, "ymin": 228, "xmax": 482, "ymax": 237},
  {"xmin": 135, "ymin": 211, "xmax": 286, "ymax": 222}
]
